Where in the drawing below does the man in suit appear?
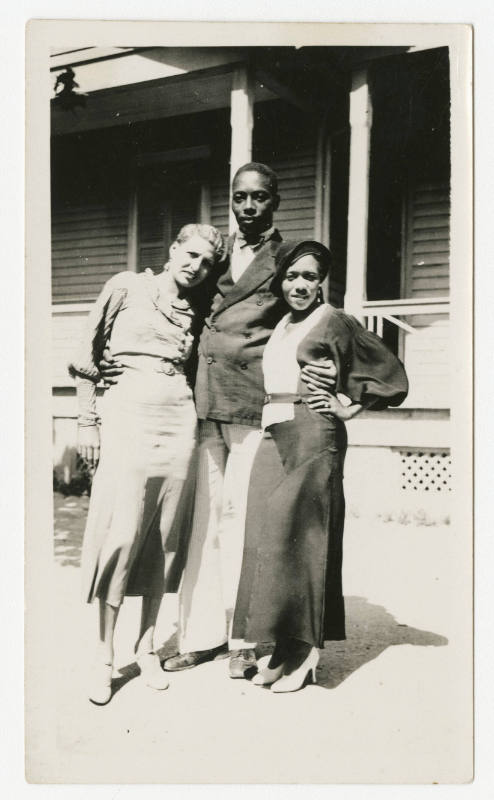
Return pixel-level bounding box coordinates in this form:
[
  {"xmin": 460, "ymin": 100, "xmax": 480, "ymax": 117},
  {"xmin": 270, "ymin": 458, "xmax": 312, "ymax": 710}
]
[{"xmin": 161, "ymin": 162, "xmax": 337, "ymax": 677}]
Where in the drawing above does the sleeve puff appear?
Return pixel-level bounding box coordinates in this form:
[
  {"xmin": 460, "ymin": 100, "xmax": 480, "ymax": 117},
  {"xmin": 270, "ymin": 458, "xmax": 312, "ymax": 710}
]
[{"xmin": 331, "ymin": 312, "xmax": 409, "ymax": 410}]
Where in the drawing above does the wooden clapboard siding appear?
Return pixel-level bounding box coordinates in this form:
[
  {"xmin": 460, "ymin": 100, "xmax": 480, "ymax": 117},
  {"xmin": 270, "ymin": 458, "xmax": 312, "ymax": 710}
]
[
  {"xmin": 210, "ymin": 176, "xmax": 230, "ymax": 234},
  {"xmin": 402, "ymin": 180, "xmax": 450, "ymax": 408},
  {"xmin": 52, "ymin": 308, "xmax": 90, "ymax": 387},
  {"xmin": 402, "ymin": 312, "xmax": 450, "ymax": 408},
  {"xmin": 272, "ymin": 148, "xmax": 317, "ymax": 239},
  {"xmin": 52, "ymin": 202, "xmax": 128, "ymax": 303}
]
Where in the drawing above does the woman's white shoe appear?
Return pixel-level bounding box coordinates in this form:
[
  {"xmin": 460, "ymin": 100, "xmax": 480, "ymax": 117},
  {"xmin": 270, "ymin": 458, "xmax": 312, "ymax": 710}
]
[
  {"xmin": 270, "ymin": 647, "xmax": 319, "ymax": 693},
  {"xmin": 251, "ymin": 655, "xmax": 285, "ymax": 686},
  {"xmin": 88, "ymin": 662, "xmax": 113, "ymax": 705},
  {"xmin": 137, "ymin": 651, "xmax": 170, "ymax": 690}
]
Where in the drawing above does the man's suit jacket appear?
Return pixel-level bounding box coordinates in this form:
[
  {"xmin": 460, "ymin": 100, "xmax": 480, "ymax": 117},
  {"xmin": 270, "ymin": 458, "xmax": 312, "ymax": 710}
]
[{"xmin": 194, "ymin": 231, "xmax": 287, "ymax": 425}]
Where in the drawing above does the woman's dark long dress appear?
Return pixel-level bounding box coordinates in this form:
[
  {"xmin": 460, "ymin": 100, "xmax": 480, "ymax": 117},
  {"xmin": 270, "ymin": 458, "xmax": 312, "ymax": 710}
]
[{"xmin": 232, "ymin": 304, "xmax": 408, "ymax": 648}]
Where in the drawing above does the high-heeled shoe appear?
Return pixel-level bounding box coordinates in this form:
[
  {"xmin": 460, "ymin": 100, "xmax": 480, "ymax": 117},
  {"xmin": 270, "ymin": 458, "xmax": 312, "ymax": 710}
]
[
  {"xmin": 137, "ymin": 651, "xmax": 170, "ymax": 690},
  {"xmin": 88, "ymin": 661, "xmax": 113, "ymax": 705},
  {"xmin": 270, "ymin": 647, "xmax": 319, "ymax": 693},
  {"xmin": 251, "ymin": 655, "xmax": 285, "ymax": 686}
]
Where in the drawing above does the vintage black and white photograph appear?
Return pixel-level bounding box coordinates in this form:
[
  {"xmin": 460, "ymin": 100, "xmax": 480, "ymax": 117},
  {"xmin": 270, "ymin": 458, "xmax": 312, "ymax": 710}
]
[{"xmin": 25, "ymin": 20, "xmax": 473, "ymax": 785}]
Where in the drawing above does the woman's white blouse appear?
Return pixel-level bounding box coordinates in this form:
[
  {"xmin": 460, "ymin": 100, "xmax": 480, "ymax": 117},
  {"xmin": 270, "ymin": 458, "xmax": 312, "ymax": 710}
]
[{"xmin": 261, "ymin": 303, "xmax": 328, "ymax": 429}]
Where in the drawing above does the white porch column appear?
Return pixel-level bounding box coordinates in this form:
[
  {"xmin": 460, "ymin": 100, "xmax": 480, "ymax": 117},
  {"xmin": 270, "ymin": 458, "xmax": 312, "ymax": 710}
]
[
  {"xmin": 314, "ymin": 122, "xmax": 331, "ymax": 246},
  {"xmin": 126, "ymin": 183, "xmax": 138, "ymax": 271},
  {"xmin": 345, "ymin": 68, "xmax": 373, "ymax": 319},
  {"xmin": 315, "ymin": 121, "xmax": 332, "ymax": 301},
  {"xmin": 229, "ymin": 66, "xmax": 254, "ymax": 233},
  {"xmin": 198, "ymin": 182, "xmax": 211, "ymax": 224}
]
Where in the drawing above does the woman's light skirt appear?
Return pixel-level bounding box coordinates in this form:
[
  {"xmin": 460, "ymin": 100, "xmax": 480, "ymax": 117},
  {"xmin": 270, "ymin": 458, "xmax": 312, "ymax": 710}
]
[{"xmin": 80, "ymin": 357, "xmax": 198, "ymax": 606}]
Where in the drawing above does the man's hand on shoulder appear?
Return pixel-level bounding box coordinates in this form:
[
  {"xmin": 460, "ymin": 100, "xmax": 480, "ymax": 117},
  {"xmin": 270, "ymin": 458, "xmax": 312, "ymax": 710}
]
[
  {"xmin": 302, "ymin": 358, "xmax": 338, "ymax": 417},
  {"xmin": 99, "ymin": 346, "xmax": 124, "ymax": 387},
  {"xmin": 301, "ymin": 358, "xmax": 337, "ymax": 393}
]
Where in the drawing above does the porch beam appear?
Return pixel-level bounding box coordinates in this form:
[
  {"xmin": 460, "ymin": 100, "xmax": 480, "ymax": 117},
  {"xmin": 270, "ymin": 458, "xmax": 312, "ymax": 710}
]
[
  {"xmin": 345, "ymin": 67, "xmax": 372, "ymax": 320},
  {"xmin": 254, "ymin": 67, "xmax": 317, "ymax": 114},
  {"xmin": 364, "ymin": 302, "xmax": 449, "ymax": 317},
  {"xmin": 229, "ymin": 66, "xmax": 254, "ymax": 232}
]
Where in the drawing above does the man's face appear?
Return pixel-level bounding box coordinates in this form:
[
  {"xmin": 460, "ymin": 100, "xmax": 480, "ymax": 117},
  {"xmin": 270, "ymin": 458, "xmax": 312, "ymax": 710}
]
[{"xmin": 231, "ymin": 170, "xmax": 280, "ymax": 238}]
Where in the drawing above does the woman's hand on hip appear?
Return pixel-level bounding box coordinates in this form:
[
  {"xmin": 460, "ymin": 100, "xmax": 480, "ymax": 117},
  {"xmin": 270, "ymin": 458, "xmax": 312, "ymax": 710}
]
[
  {"xmin": 306, "ymin": 393, "xmax": 361, "ymax": 422},
  {"xmin": 77, "ymin": 425, "xmax": 100, "ymax": 469}
]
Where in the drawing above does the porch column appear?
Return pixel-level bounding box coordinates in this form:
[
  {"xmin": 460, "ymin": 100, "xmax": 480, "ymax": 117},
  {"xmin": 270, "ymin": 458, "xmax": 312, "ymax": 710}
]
[
  {"xmin": 126, "ymin": 182, "xmax": 138, "ymax": 271},
  {"xmin": 345, "ymin": 68, "xmax": 373, "ymax": 319},
  {"xmin": 229, "ymin": 66, "xmax": 254, "ymax": 233},
  {"xmin": 315, "ymin": 120, "xmax": 332, "ymax": 301}
]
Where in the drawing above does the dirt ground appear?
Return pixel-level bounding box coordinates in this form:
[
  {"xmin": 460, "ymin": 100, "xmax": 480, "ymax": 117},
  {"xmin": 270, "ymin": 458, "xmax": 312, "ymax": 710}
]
[{"xmin": 26, "ymin": 493, "xmax": 472, "ymax": 784}]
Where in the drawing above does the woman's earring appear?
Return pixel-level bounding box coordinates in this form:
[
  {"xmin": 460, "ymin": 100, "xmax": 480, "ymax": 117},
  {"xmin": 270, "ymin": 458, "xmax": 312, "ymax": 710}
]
[{"xmin": 317, "ymin": 286, "xmax": 324, "ymax": 304}]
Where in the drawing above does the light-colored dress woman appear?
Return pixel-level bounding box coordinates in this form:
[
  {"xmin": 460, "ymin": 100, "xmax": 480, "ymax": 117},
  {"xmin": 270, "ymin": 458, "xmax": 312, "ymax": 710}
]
[
  {"xmin": 70, "ymin": 224, "xmax": 224, "ymax": 704},
  {"xmin": 232, "ymin": 240, "xmax": 408, "ymax": 692}
]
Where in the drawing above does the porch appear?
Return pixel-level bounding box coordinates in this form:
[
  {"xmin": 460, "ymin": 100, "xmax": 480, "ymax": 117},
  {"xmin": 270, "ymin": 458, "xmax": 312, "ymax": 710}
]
[{"xmin": 50, "ymin": 45, "xmax": 452, "ymax": 512}]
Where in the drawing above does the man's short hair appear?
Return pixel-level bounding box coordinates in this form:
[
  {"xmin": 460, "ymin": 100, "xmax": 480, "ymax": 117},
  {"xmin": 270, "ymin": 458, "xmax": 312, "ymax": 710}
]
[{"xmin": 232, "ymin": 162, "xmax": 279, "ymax": 195}]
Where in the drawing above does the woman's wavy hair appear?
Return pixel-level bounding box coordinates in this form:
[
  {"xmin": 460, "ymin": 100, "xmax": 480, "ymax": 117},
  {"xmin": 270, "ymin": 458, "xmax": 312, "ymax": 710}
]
[{"xmin": 175, "ymin": 223, "xmax": 227, "ymax": 267}]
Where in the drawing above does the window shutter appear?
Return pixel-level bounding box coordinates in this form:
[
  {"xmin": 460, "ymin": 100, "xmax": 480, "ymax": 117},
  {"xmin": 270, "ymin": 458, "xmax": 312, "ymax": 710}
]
[
  {"xmin": 402, "ymin": 180, "xmax": 450, "ymax": 408},
  {"xmin": 405, "ymin": 181, "xmax": 450, "ymax": 299}
]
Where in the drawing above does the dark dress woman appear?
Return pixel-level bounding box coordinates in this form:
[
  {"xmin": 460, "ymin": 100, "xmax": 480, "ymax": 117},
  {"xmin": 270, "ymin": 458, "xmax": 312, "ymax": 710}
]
[{"xmin": 232, "ymin": 240, "xmax": 408, "ymax": 692}]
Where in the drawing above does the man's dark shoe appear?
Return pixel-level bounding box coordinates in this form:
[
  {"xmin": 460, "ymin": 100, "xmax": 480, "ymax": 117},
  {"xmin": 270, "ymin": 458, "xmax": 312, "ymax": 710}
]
[
  {"xmin": 163, "ymin": 643, "xmax": 228, "ymax": 672},
  {"xmin": 229, "ymin": 648, "xmax": 257, "ymax": 679}
]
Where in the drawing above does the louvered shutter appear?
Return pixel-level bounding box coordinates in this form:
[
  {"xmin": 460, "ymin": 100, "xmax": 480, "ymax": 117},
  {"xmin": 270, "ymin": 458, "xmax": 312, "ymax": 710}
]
[
  {"xmin": 405, "ymin": 181, "xmax": 450, "ymax": 299},
  {"xmin": 402, "ymin": 180, "xmax": 450, "ymax": 408}
]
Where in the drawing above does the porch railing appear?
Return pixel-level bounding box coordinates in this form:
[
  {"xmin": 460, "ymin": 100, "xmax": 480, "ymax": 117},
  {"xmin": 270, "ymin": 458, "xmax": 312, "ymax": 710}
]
[
  {"xmin": 361, "ymin": 297, "xmax": 450, "ymax": 337},
  {"xmin": 360, "ymin": 297, "xmax": 451, "ymax": 409}
]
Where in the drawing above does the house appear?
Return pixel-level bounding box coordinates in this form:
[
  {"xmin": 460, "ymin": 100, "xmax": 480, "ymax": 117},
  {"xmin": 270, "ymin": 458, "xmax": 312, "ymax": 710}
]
[{"xmin": 51, "ymin": 44, "xmax": 452, "ymax": 517}]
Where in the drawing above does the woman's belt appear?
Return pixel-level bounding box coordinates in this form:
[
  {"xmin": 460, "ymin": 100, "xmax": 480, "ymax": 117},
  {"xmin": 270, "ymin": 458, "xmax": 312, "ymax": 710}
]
[
  {"xmin": 264, "ymin": 393, "xmax": 303, "ymax": 405},
  {"xmin": 121, "ymin": 354, "xmax": 186, "ymax": 376}
]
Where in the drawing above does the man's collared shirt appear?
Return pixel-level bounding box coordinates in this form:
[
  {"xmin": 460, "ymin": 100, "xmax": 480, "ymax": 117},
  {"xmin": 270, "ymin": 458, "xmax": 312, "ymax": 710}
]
[{"xmin": 230, "ymin": 226, "xmax": 277, "ymax": 283}]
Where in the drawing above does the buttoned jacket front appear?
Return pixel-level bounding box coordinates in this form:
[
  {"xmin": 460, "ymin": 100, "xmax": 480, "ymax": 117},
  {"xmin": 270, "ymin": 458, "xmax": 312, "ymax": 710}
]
[{"xmin": 194, "ymin": 232, "xmax": 286, "ymax": 425}]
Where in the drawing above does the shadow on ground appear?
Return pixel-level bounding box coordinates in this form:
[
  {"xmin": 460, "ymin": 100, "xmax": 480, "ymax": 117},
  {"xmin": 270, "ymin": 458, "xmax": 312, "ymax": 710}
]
[
  {"xmin": 110, "ymin": 633, "xmax": 183, "ymax": 697},
  {"xmin": 110, "ymin": 596, "xmax": 447, "ymax": 696},
  {"xmin": 52, "ymin": 494, "xmax": 448, "ymax": 693},
  {"xmin": 315, "ymin": 595, "xmax": 448, "ymax": 690}
]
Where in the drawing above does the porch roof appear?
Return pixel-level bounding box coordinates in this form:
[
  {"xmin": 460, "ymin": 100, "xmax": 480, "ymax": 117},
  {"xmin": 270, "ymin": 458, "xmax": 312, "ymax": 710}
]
[{"xmin": 50, "ymin": 45, "xmax": 419, "ymax": 137}]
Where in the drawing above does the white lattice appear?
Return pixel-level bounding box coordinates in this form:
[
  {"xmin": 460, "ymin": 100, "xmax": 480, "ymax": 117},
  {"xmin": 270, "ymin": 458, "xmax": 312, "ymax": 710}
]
[{"xmin": 399, "ymin": 449, "xmax": 451, "ymax": 492}]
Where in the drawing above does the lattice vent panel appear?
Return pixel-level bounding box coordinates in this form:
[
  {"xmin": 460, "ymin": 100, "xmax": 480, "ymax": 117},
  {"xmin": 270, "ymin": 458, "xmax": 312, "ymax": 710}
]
[{"xmin": 399, "ymin": 450, "xmax": 451, "ymax": 492}]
